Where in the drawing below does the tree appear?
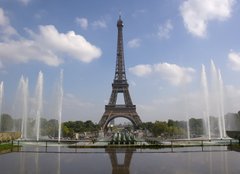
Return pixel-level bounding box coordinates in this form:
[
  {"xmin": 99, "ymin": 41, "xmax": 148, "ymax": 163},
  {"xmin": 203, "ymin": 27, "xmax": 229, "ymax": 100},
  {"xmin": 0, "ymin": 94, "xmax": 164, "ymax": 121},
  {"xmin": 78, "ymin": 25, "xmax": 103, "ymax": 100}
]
[
  {"xmin": 47, "ymin": 119, "xmax": 58, "ymax": 137},
  {"xmin": 152, "ymin": 121, "xmax": 168, "ymax": 137},
  {"xmin": 61, "ymin": 120, "xmax": 100, "ymax": 139},
  {"xmin": 141, "ymin": 122, "xmax": 154, "ymax": 132},
  {"xmin": 189, "ymin": 118, "xmax": 204, "ymax": 137},
  {"xmin": 14, "ymin": 118, "xmax": 22, "ymax": 132},
  {"xmin": 1, "ymin": 114, "xmax": 13, "ymax": 131},
  {"xmin": 40, "ymin": 118, "xmax": 48, "ymax": 136},
  {"xmin": 62, "ymin": 125, "xmax": 74, "ymax": 138}
]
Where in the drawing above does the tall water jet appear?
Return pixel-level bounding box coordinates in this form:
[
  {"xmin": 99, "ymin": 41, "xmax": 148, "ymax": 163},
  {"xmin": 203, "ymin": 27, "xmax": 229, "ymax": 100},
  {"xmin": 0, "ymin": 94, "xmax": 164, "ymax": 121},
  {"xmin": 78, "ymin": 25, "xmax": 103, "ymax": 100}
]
[
  {"xmin": 57, "ymin": 70, "xmax": 63, "ymax": 142},
  {"xmin": 22, "ymin": 77, "xmax": 29, "ymax": 139},
  {"xmin": 211, "ymin": 60, "xmax": 223, "ymax": 138},
  {"xmin": 0, "ymin": 81, "xmax": 4, "ymax": 131},
  {"xmin": 18, "ymin": 76, "xmax": 29, "ymax": 139},
  {"xmin": 35, "ymin": 71, "xmax": 43, "ymax": 141},
  {"xmin": 218, "ymin": 69, "xmax": 226, "ymax": 137},
  {"xmin": 211, "ymin": 60, "xmax": 226, "ymax": 138},
  {"xmin": 186, "ymin": 116, "xmax": 190, "ymax": 140},
  {"xmin": 201, "ymin": 65, "xmax": 211, "ymax": 139},
  {"xmin": 183, "ymin": 95, "xmax": 190, "ymax": 139}
]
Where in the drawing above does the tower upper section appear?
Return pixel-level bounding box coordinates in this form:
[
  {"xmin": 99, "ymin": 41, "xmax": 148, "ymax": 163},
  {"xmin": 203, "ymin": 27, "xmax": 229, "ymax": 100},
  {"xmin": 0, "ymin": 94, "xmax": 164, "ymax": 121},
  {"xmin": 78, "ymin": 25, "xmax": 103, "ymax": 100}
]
[{"xmin": 114, "ymin": 16, "xmax": 127, "ymax": 83}]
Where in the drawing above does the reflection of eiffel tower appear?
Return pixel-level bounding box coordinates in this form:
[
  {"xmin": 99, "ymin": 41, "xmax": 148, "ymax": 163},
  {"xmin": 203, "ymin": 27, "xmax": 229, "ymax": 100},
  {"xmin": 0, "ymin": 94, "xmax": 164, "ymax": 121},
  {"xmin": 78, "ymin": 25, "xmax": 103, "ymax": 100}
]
[
  {"xmin": 105, "ymin": 148, "xmax": 135, "ymax": 174},
  {"xmin": 99, "ymin": 16, "xmax": 142, "ymax": 130}
]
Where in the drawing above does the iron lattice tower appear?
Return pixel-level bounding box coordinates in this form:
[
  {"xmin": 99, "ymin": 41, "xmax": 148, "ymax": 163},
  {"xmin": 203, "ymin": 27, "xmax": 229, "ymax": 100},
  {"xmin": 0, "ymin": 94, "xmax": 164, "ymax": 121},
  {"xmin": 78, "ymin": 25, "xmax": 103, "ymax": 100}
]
[
  {"xmin": 105, "ymin": 148, "xmax": 135, "ymax": 174},
  {"xmin": 99, "ymin": 16, "xmax": 142, "ymax": 130}
]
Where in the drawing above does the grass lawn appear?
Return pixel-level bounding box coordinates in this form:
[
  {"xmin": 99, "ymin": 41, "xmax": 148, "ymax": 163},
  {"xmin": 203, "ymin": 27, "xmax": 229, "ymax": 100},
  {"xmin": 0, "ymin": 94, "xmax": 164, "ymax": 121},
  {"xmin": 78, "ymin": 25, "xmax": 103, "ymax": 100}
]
[{"xmin": 0, "ymin": 143, "xmax": 20, "ymax": 153}]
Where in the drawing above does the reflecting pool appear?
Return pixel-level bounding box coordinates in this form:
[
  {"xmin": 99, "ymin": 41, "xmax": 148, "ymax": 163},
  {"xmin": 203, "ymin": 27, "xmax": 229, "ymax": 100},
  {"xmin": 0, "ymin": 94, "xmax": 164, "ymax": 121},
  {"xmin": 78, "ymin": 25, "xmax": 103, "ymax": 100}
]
[{"xmin": 0, "ymin": 146, "xmax": 240, "ymax": 174}]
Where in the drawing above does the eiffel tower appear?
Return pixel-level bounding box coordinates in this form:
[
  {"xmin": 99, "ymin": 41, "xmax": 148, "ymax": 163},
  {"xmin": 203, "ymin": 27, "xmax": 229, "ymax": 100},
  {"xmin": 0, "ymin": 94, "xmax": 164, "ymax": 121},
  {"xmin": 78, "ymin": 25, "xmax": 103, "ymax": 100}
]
[{"xmin": 99, "ymin": 16, "xmax": 142, "ymax": 130}]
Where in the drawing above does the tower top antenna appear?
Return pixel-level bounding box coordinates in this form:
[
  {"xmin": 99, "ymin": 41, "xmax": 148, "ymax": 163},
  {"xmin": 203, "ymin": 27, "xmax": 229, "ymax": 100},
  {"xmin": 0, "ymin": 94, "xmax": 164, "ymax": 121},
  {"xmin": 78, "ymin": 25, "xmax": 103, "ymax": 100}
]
[
  {"xmin": 117, "ymin": 13, "xmax": 123, "ymax": 27},
  {"xmin": 119, "ymin": 10, "xmax": 122, "ymax": 18}
]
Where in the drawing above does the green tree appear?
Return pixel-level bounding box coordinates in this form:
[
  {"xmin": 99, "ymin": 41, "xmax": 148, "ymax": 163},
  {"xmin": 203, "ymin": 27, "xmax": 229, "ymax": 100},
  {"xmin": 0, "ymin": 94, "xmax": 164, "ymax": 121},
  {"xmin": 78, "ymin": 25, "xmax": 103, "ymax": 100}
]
[
  {"xmin": 1, "ymin": 114, "xmax": 13, "ymax": 131},
  {"xmin": 189, "ymin": 118, "xmax": 204, "ymax": 137},
  {"xmin": 62, "ymin": 125, "xmax": 74, "ymax": 138},
  {"xmin": 62, "ymin": 120, "xmax": 100, "ymax": 138},
  {"xmin": 40, "ymin": 118, "xmax": 48, "ymax": 136},
  {"xmin": 47, "ymin": 119, "xmax": 58, "ymax": 137},
  {"xmin": 152, "ymin": 121, "xmax": 168, "ymax": 137},
  {"xmin": 141, "ymin": 122, "xmax": 154, "ymax": 132},
  {"xmin": 14, "ymin": 118, "xmax": 22, "ymax": 132}
]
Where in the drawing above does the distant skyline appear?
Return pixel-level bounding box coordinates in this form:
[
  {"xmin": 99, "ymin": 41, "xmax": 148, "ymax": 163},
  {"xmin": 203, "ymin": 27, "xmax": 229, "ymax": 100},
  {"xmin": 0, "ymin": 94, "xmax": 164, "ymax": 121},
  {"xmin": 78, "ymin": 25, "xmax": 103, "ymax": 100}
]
[{"xmin": 0, "ymin": 0, "xmax": 240, "ymax": 123}]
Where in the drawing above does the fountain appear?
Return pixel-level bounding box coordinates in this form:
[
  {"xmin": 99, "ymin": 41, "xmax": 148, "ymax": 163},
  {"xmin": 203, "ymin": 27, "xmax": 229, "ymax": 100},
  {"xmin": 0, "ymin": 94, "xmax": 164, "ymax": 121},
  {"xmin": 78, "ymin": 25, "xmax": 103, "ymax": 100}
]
[
  {"xmin": 0, "ymin": 81, "xmax": 3, "ymax": 131},
  {"xmin": 201, "ymin": 64, "xmax": 211, "ymax": 139},
  {"xmin": 186, "ymin": 116, "xmax": 190, "ymax": 140},
  {"xmin": 218, "ymin": 69, "xmax": 226, "ymax": 137},
  {"xmin": 57, "ymin": 70, "xmax": 64, "ymax": 142},
  {"xmin": 11, "ymin": 70, "xmax": 64, "ymax": 141},
  {"xmin": 210, "ymin": 60, "xmax": 223, "ymax": 138},
  {"xmin": 35, "ymin": 71, "xmax": 43, "ymax": 141},
  {"xmin": 199, "ymin": 61, "xmax": 227, "ymax": 139},
  {"xmin": 210, "ymin": 60, "xmax": 226, "ymax": 138},
  {"xmin": 183, "ymin": 96, "xmax": 190, "ymax": 140},
  {"xmin": 16, "ymin": 76, "xmax": 29, "ymax": 139}
]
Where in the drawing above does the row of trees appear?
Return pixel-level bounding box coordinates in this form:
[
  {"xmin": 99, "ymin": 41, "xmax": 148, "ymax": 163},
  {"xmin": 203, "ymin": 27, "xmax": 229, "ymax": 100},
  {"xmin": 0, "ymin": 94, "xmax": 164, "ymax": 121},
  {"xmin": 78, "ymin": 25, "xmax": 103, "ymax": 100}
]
[
  {"xmin": 141, "ymin": 118, "xmax": 204, "ymax": 138},
  {"xmin": 62, "ymin": 120, "xmax": 100, "ymax": 138},
  {"xmin": 0, "ymin": 114, "xmax": 100, "ymax": 139},
  {"xmin": 1, "ymin": 113, "xmax": 223, "ymax": 139}
]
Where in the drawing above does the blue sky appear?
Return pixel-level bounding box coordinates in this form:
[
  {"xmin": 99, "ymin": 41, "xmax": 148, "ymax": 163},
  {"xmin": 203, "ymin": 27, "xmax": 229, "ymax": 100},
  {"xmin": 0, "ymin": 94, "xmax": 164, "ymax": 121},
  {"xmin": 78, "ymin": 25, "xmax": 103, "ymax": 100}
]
[{"xmin": 0, "ymin": 0, "xmax": 240, "ymax": 123}]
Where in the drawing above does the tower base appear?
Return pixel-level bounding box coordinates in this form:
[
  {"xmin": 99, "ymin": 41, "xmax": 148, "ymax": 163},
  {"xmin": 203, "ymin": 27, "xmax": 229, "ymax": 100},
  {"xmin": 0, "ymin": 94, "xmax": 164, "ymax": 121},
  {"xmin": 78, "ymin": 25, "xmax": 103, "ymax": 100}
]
[{"xmin": 99, "ymin": 105, "xmax": 142, "ymax": 130}]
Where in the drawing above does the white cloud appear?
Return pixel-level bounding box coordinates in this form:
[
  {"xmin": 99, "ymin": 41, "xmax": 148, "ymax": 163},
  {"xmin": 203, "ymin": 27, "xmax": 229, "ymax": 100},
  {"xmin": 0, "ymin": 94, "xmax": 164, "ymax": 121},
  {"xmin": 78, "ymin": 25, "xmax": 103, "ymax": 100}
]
[
  {"xmin": 127, "ymin": 38, "xmax": 141, "ymax": 48},
  {"xmin": 180, "ymin": 0, "xmax": 235, "ymax": 37},
  {"xmin": 154, "ymin": 63, "xmax": 195, "ymax": 86},
  {"xmin": 0, "ymin": 8, "xmax": 17, "ymax": 37},
  {"xmin": 0, "ymin": 39, "xmax": 62, "ymax": 66},
  {"xmin": 34, "ymin": 25, "xmax": 102, "ymax": 63},
  {"xmin": 228, "ymin": 51, "xmax": 240, "ymax": 71},
  {"xmin": 158, "ymin": 20, "xmax": 173, "ymax": 39},
  {"xmin": 18, "ymin": 0, "xmax": 31, "ymax": 6},
  {"xmin": 0, "ymin": 8, "xmax": 101, "ymax": 66},
  {"xmin": 129, "ymin": 64, "xmax": 152, "ymax": 77},
  {"xmin": 129, "ymin": 62, "xmax": 195, "ymax": 86},
  {"xmin": 138, "ymin": 93, "xmax": 201, "ymax": 121},
  {"xmin": 92, "ymin": 19, "xmax": 107, "ymax": 29},
  {"xmin": 75, "ymin": 17, "xmax": 88, "ymax": 30}
]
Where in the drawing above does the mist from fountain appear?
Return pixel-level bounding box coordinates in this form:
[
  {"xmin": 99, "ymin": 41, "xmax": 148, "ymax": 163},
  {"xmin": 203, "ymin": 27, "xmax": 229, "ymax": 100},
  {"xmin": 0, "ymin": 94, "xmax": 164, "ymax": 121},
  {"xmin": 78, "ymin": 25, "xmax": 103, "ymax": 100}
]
[
  {"xmin": 35, "ymin": 71, "xmax": 43, "ymax": 141},
  {"xmin": 17, "ymin": 76, "xmax": 29, "ymax": 139},
  {"xmin": 210, "ymin": 60, "xmax": 223, "ymax": 138},
  {"xmin": 186, "ymin": 117, "xmax": 190, "ymax": 140},
  {"xmin": 201, "ymin": 64, "xmax": 211, "ymax": 139},
  {"xmin": 0, "ymin": 81, "xmax": 3, "ymax": 131},
  {"xmin": 10, "ymin": 70, "xmax": 64, "ymax": 141},
  {"xmin": 183, "ymin": 95, "xmax": 190, "ymax": 140},
  {"xmin": 210, "ymin": 60, "xmax": 227, "ymax": 138},
  {"xmin": 218, "ymin": 69, "xmax": 226, "ymax": 137},
  {"xmin": 199, "ymin": 61, "xmax": 227, "ymax": 139},
  {"xmin": 57, "ymin": 70, "xmax": 64, "ymax": 142}
]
